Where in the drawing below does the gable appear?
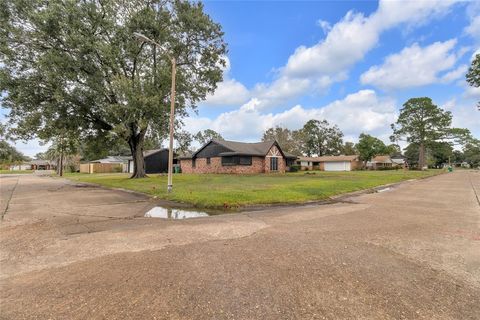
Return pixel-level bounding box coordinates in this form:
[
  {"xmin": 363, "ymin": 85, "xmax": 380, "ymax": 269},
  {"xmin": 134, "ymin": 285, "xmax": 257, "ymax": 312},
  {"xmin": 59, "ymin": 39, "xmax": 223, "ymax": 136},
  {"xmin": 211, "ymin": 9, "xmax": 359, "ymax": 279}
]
[
  {"xmin": 195, "ymin": 141, "xmax": 232, "ymax": 158},
  {"xmin": 266, "ymin": 145, "xmax": 283, "ymax": 158}
]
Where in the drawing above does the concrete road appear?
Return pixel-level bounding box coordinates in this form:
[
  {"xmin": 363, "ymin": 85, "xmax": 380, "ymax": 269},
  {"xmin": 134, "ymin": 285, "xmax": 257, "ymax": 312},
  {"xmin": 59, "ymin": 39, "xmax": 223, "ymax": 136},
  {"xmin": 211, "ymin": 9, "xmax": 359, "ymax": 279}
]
[{"xmin": 0, "ymin": 171, "xmax": 479, "ymax": 319}]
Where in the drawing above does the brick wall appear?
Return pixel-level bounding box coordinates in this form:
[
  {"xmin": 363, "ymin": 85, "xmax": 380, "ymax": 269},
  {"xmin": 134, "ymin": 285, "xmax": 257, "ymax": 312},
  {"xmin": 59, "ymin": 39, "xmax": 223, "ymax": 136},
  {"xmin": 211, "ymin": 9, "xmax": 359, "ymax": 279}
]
[
  {"xmin": 350, "ymin": 160, "xmax": 363, "ymax": 170},
  {"xmin": 265, "ymin": 157, "xmax": 286, "ymax": 173},
  {"xmin": 180, "ymin": 157, "xmax": 266, "ymax": 174}
]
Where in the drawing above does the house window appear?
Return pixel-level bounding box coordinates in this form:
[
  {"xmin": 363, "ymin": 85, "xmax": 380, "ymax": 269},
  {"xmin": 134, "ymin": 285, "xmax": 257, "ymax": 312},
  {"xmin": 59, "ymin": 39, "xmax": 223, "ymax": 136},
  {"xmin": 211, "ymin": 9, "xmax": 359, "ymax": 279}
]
[
  {"xmin": 222, "ymin": 156, "xmax": 252, "ymax": 166},
  {"xmin": 222, "ymin": 156, "xmax": 235, "ymax": 166},
  {"xmin": 206, "ymin": 158, "xmax": 211, "ymax": 165},
  {"xmin": 270, "ymin": 157, "xmax": 278, "ymax": 171},
  {"xmin": 192, "ymin": 159, "xmax": 196, "ymax": 168},
  {"xmin": 239, "ymin": 156, "xmax": 252, "ymax": 165}
]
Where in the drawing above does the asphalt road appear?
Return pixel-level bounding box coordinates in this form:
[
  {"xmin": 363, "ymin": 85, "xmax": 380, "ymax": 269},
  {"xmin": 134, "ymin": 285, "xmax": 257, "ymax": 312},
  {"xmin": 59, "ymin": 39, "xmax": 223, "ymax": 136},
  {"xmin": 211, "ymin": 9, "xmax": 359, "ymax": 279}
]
[{"xmin": 0, "ymin": 171, "xmax": 479, "ymax": 319}]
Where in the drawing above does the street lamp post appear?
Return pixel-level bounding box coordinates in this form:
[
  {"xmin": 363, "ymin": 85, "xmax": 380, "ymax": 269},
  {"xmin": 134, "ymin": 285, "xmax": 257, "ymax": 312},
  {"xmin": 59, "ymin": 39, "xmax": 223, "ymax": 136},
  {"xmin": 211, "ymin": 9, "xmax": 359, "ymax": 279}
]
[{"xmin": 134, "ymin": 32, "xmax": 176, "ymax": 193}]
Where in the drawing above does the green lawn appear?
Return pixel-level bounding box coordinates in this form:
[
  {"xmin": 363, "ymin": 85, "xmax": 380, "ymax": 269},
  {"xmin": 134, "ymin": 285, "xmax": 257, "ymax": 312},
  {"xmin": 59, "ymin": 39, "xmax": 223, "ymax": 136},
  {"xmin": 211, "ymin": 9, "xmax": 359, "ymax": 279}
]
[
  {"xmin": 65, "ymin": 169, "xmax": 443, "ymax": 209},
  {"xmin": 0, "ymin": 169, "xmax": 33, "ymax": 174}
]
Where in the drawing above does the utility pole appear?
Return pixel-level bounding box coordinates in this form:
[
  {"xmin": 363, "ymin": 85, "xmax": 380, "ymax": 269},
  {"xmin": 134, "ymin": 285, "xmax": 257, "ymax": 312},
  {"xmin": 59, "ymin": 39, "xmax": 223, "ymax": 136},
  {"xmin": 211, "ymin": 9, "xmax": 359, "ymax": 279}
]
[
  {"xmin": 134, "ymin": 32, "xmax": 176, "ymax": 193},
  {"xmin": 167, "ymin": 57, "xmax": 176, "ymax": 193}
]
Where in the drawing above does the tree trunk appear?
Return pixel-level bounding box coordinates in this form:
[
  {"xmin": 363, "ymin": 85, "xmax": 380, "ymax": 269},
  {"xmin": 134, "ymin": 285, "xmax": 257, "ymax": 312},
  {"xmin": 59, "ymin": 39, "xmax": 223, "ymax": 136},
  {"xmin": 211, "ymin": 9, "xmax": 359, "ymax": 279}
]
[
  {"xmin": 59, "ymin": 148, "xmax": 64, "ymax": 176},
  {"xmin": 418, "ymin": 142, "xmax": 426, "ymax": 170},
  {"xmin": 128, "ymin": 130, "xmax": 147, "ymax": 179}
]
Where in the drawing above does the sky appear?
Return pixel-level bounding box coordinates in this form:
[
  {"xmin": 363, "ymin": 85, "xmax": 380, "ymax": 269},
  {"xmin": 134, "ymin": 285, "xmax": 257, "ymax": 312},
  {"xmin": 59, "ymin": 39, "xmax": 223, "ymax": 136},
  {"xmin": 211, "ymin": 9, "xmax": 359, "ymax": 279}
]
[{"xmin": 3, "ymin": 0, "xmax": 480, "ymax": 156}]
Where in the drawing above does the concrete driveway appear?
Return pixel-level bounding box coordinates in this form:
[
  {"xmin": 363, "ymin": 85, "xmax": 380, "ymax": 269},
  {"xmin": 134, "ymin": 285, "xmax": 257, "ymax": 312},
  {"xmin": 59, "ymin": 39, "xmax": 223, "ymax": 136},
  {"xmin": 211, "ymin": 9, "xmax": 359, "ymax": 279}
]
[{"xmin": 0, "ymin": 171, "xmax": 479, "ymax": 319}]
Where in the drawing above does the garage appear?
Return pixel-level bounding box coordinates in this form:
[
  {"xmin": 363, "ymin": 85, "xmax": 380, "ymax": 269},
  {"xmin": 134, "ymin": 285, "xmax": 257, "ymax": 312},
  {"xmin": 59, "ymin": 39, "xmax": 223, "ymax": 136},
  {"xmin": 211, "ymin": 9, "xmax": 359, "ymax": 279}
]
[{"xmin": 324, "ymin": 161, "xmax": 351, "ymax": 171}]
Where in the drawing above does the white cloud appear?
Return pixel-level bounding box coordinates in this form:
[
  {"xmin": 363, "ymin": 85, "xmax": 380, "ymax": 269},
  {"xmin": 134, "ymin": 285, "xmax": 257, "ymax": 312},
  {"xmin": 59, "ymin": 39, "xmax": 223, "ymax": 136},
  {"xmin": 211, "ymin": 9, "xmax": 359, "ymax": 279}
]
[
  {"xmin": 464, "ymin": 1, "xmax": 480, "ymax": 42},
  {"xmin": 204, "ymin": 78, "xmax": 250, "ymax": 106},
  {"xmin": 360, "ymin": 39, "xmax": 462, "ymax": 90},
  {"xmin": 13, "ymin": 139, "xmax": 49, "ymax": 158},
  {"xmin": 441, "ymin": 64, "xmax": 468, "ymax": 83},
  {"xmin": 464, "ymin": 85, "xmax": 480, "ymax": 99},
  {"xmin": 203, "ymin": 56, "xmax": 250, "ymax": 107},
  {"xmin": 184, "ymin": 89, "xmax": 397, "ymax": 143},
  {"xmin": 316, "ymin": 19, "xmax": 332, "ymax": 34},
  {"xmin": 246, "ymin": 0, "xmax": 460, "ymax": 110},
  {"xmin": 441, "ymin": 99, "xmax": 480, "ymax": 138},
  {"xmin": 202, "ymin": 0, "xmax": 460, "ymax": 111},
  {"xmin": 465, "ymin": 16, "xmax": 480, "ymax": 41}
]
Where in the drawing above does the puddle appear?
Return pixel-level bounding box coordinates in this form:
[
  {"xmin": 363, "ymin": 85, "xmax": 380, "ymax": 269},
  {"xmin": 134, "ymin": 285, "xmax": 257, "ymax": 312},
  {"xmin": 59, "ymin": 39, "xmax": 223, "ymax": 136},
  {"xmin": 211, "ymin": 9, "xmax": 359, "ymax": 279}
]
[
  {"xmin": 376, "ymin": 187, "xmax": 391, "ymax": 193},
  {"xmin": 144, "ymin": 207, "xmax": 210, "ymax": 219}
]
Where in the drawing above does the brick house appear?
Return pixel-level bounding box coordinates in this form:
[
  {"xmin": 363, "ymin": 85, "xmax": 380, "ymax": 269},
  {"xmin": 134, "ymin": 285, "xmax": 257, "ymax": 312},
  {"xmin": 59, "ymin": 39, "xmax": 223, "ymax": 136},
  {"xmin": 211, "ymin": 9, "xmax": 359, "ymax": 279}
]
[
  {"xmin": 296, "ymin": 155, "xmax": 363, "ymax": 171},
  {"xmin": 180, "ymin": 139, "xmax": 296, "ymax": 174}
]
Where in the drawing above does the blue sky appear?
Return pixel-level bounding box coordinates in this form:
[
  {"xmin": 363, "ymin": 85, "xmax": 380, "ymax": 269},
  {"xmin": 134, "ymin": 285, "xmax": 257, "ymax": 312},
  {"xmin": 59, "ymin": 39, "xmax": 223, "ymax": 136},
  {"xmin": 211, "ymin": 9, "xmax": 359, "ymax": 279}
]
[{"xmin": 5, "ymin": 0, "xmax": 480, "ymax": 156}]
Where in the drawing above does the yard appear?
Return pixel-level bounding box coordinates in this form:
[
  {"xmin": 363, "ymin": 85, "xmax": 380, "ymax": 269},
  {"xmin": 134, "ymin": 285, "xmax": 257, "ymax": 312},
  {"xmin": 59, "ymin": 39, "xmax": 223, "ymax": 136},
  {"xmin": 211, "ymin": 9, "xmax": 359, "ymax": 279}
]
[
  {"xmin": 0, "ymin": 169, "xmax": 33, "ymax": 174},
  {"xmin": 65, "ymin": 170, "xmax": 443, "ymax": 209}
]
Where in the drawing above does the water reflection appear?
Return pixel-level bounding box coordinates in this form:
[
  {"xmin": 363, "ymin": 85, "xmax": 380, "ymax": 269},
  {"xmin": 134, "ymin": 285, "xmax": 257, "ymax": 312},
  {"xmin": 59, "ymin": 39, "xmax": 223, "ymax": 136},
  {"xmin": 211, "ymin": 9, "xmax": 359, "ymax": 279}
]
[{"xmin": 144, "ymin": 207, "xmax": 209, "ymax": 219}]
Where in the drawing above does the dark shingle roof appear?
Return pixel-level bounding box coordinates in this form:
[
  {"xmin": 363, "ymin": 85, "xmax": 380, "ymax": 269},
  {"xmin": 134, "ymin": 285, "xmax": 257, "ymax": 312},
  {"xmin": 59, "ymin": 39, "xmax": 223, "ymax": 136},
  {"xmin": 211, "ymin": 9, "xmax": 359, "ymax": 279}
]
[{"xmin": 192, "ymin": 139, "xmax": 287, "ymax": 158}]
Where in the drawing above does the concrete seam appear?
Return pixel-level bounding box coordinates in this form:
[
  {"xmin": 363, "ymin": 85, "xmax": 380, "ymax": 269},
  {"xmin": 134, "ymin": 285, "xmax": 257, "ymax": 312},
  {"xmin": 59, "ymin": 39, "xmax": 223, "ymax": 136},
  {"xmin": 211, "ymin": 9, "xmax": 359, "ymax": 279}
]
[
  {"xmin": 469, "ymin": 175, "xmax": 480, "ymax": 207},
  {"xmin": 1, "ymin": 176, "xmax": 20, "ymax": 220}
]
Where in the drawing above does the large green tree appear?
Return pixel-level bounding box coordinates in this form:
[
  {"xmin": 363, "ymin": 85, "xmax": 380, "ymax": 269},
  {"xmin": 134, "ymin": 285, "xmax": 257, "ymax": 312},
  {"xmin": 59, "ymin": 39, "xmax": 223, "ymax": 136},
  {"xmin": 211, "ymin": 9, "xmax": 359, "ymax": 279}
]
[
  {"xmin": 0, "ymin": 140, "xmax": 29, "ymax": 164},
  {"xmin": 175, "ymin": 130, "xmax": 193, "ymax": 156},
  {"xmin": 341, "ymin": 142, "xmax": 357, "ymax": 156},
  {"xmin": 466, "ymin": 53, "xmax": 479, "ymax": 110},
  {"xmin": 355, "ymin": 133, "xmax": 387, "ymax": 166},
  {"xmin": 391, "ymin": 97, "xmax": 469, "ymax": 169},
  {"xmin": 1, "ymin": 0, "xmax": 226, "ymax": 178},
  {"xmin": 262, "ymin": 126, "xmax": 302, "ymax": 155},
  {"xmin": 300, "ymin": 119, "xmax": 344, "ymax": 157},
  {"xmin": 463, "ymin": 138, "xmax": 480, "ymax": 168},
  {"xmin": 429, "ymin": 141, "xmax": 453, "ymax": 168},
  {"xmin": 194, "ymin": 129, "xmax": 223, "ymax": 145}
]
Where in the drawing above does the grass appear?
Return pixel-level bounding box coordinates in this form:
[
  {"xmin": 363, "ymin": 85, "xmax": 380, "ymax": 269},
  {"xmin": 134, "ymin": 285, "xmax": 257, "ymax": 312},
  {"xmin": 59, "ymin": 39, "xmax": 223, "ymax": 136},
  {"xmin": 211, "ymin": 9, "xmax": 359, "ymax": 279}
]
[
  {"xmin": 0, "ymin": 169, "xmax": 33, "ymax": 174},
  {"xmin": 65, "ymin": 169, "xmax": 444, "ymax": 209}
]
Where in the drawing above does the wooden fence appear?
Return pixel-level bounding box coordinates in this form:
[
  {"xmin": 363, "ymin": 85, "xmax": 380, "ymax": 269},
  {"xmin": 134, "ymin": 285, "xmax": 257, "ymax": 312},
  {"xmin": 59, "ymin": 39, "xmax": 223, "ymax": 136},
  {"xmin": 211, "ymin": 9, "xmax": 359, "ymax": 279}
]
[{"xmin": 79, "ymin": 163, "xmax": 123, "ymax": 174}]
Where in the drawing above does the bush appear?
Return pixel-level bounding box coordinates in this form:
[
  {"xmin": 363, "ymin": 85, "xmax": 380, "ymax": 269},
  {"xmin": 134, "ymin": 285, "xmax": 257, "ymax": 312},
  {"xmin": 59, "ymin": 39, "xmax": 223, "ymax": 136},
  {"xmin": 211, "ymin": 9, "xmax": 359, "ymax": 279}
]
[
  {"xmin": 112, "ymin": 165, "xmax": 123, "ymax": 173},
  {"xmin": 289, "ymin": 165, "xmax": 300, "ymax": 172},
  {"xmin": 377, "ymin": 166, "xmax": 397, "ymax": 171}
]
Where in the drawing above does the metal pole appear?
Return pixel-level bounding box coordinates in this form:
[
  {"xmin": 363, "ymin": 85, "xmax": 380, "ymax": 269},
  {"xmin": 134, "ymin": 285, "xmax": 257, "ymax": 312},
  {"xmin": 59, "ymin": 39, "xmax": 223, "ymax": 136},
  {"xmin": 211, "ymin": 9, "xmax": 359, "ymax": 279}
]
[{"xmin": 167, "ymin": 57, "xmax": 176, "ymax": 193}]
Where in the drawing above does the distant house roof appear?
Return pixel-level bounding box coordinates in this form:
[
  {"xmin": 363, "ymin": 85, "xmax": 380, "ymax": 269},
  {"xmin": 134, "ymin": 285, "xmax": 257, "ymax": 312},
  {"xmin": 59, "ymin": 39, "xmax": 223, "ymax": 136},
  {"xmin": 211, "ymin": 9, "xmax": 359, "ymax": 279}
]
[
  {"xmin": 190, "ymin": 139, "xmax": 290, "ymax": 159},
  {"xmin": 90, "ymin": 150, "xmax": 168, "ymax": 163},
  {"xmin": 371, "ymin": 155, "xmax": 393, "ymax": 164},
  {"xmin": 298, "ymin": 155, "xmax": 360, "ymax": 162},
  {"xmin": 391, "ymin": 153, "xmax": 406, "ymax": 160},
  {"xmin": 90, "ymin": 156, "xmax": 130, "ymax": 163},
  {"xmin": 143, "ymin": 148, "xmax": 168, "ymax": 157},
  {"xmin": 27, "ymin": 159, "xmax": 54, "ymax": 166}
]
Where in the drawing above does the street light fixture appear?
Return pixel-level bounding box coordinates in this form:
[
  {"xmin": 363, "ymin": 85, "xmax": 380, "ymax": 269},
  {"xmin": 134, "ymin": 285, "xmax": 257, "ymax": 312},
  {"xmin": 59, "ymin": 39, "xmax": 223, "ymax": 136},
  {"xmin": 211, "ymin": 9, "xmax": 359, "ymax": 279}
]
[{"xmin": 134, "ymin": 32, "xmax": 176, "ymax": 193}]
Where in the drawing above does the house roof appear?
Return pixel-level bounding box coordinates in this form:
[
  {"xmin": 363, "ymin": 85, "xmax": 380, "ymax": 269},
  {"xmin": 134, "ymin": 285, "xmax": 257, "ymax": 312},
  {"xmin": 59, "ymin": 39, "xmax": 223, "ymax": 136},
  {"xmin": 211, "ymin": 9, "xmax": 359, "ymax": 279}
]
[
  {"xmin": 371, "ymin": 155, "xmax": 393, "ymax": 163},
  {"xmin": 90, "ymin": 156, "xmax": 130, "ymax": 163},
  {"xmin": 298, "ymin": 155, "xmax": 360, "ymax": 162},
  {"xmin": 27, "ymin": 159, "xmax": 54, "ymax": 165},
  {"xmin": 191, "ymin": 139, "xmax": 288, "ymax": 158},
  {"xmin": 143, "ymin": 148, "xmax": 168, "ymax": 158},
  {"xmin": 124, "ymin": 149, "xmax": 169, "ymax": 161}
]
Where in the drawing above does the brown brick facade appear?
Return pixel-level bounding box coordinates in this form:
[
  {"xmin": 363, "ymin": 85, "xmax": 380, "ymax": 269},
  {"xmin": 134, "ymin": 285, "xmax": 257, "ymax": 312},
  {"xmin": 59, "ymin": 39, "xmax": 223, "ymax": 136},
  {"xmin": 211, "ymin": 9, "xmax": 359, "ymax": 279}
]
[
  {"xmin": 180, "ymin": 157, "xmax": 265, "ymax": 174},
  {"xmin": 180, "ymin": 145, "xmax": 288, "ymax": 174}
]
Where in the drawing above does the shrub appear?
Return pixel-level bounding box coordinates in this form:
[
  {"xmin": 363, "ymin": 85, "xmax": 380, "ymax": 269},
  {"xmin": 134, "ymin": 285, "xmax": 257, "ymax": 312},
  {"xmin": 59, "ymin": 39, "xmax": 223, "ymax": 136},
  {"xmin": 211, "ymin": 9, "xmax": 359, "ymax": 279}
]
[{"xmin": 289, "ymin": 165, "xmax": 300, "ymax": 172}]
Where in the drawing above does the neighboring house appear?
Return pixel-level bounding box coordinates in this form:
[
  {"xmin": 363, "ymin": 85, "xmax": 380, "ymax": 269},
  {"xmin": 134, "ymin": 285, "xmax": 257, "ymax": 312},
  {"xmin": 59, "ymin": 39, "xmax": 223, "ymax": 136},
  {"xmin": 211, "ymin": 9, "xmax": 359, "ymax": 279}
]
[
  {"xmin": 180, "ymin": 139, "xmax": 296, "ymax": 174},
  {"xmin": 127, "ymin": 149, "xmax": 174, "ymax": 174},
  {"xmin": 9, "ymin": 163, "xmax": 32, "ymax": 171},
  {"xmin": 10, "ymin": 159, "xmax": 56, "ymax": 171},
  {"xmin": 367, "ymin": 155, "xmax": 404, "ymax": 169},
  {"xmin": 296, "ymin": 155, "xmax": 362, "ymax": 171},
  {"xmin": 391, "ymin": 154, "xmax": 407, "ymax": 168},
  {"xmin": 90, "ymin": 156, "xmax": 130, "ymax": 164},
  {"xmin": 81, "ymin": 150, "xmax": 174, "ymax": 174},
  {"xmin": 81, "ymin": 155, "xmax": 130, "ymax": 174}
]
